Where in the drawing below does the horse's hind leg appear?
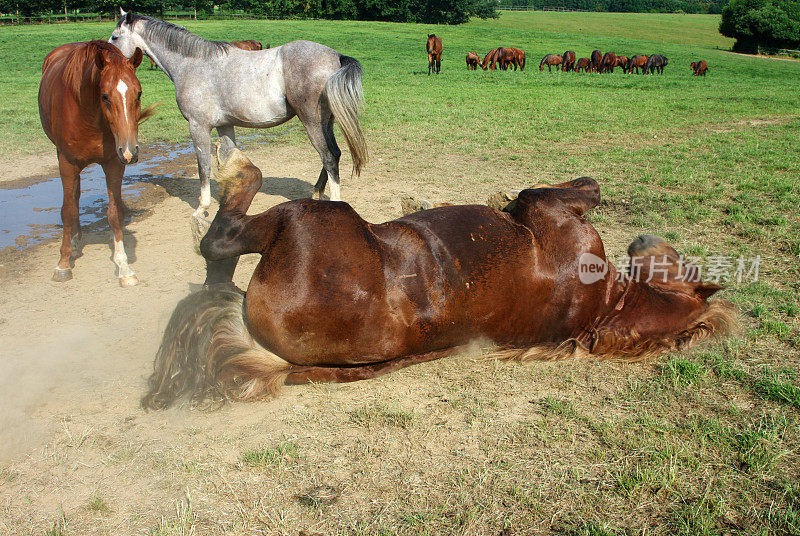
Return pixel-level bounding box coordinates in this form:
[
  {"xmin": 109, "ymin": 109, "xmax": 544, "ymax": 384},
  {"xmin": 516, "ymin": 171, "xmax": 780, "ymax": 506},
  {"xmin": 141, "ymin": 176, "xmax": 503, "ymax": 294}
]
[
  {"xmin": 53, "ymin": 153, "xmax": 81, "ymax": 282},
  {"xmin": 103, "ymin": 159, "xmax": 138, "ymax": 287},
  {"xmin": 307, "ymin": 112, "xmax": 342, "ymax": 201}
]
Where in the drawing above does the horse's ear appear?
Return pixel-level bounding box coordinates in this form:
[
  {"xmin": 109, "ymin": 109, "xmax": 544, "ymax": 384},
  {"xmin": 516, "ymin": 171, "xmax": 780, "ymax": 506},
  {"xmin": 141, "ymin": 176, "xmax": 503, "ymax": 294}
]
[
  {"xmin": 130, "ymin": 48, "xmax": 143, "ymax": 69},
  {"xmin": 125, "ymin": 11, "xmax": 133, "ymax": 24},
  {"xmin": 695, "ymin": 283, "xmax": 723, "ymax": 301},
  {"xmin": 94, "ymin": 48, "xmax": 107, "ymax": 71},
  {"xmin": 119, "ymin": 6, "xmax": 126, "ymax": 16}
]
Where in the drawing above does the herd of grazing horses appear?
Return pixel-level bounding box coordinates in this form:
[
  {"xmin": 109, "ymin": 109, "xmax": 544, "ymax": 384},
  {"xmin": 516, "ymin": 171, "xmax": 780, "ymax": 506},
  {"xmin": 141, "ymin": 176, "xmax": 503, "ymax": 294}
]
[
  {"xmin": 433, "ymin": 36, "xmax": 707, "ymax": 77},
  {"xmin": 36, "ymin": 13, "xmax": 733, "ymax": 406},
  {"xmin": 540, "ymin": 50, "xmax": 675, "ymax": 74}
]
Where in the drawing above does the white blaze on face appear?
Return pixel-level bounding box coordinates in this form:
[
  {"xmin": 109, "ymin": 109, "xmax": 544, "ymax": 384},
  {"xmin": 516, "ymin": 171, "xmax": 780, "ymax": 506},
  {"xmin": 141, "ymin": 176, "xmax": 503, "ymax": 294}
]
[{"xmin": 116, "ymin": 79, "xmax": 130, "ymax": 127}]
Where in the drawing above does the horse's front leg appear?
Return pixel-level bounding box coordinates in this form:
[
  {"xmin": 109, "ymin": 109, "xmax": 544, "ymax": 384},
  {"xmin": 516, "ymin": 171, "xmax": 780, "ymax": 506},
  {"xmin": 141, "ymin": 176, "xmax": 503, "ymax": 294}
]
[
  {"xmin": 189, "ymin": 121, "xmax": 213, "ymax": 247},
  {"xmin": 53, "ymin": 153, "xmax": 81, "ymax": 282},
  {"xmin": 102, "ymin": 159, "xmax": 138, "ymax": 287}
]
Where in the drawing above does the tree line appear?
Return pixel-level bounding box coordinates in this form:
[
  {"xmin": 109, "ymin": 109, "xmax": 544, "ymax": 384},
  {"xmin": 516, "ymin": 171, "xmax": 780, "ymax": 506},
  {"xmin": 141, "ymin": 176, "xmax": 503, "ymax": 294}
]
[
  {"xmin": 0, "ymin": 0, "xmax": 499, "ymax": 24},
  {"xmin": 497, "ymin": 0, "xmax": 727, "ymax": 14}
]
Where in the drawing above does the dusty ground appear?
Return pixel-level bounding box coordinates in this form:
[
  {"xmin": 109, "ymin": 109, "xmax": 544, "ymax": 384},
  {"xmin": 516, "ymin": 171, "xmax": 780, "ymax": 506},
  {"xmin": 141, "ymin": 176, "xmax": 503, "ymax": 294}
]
[{"xmin": 0, "ymin": 138, "xmax": 694, "ymax": 536}]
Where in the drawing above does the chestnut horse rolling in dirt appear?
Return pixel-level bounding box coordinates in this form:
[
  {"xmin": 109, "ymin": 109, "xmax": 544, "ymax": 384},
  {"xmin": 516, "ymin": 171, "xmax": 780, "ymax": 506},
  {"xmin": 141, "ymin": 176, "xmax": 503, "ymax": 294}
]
[
  {"xmin": 427, "ymin": 34, "xmax": 442, "ymax": 75},
  {"xmin": 39, "ymin": 41, "xmax": 151, "ymax": 285},
  {"xmin": 142, "ymin": 149, "xmax": 735, "ymax": 408}
]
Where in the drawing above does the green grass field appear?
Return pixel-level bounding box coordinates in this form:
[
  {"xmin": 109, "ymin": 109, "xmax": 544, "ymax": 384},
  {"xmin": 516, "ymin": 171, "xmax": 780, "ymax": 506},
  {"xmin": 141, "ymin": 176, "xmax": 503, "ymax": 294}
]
[{"xmin": 2, "ymin": 11, "xmax": 800, "ymax": 535}]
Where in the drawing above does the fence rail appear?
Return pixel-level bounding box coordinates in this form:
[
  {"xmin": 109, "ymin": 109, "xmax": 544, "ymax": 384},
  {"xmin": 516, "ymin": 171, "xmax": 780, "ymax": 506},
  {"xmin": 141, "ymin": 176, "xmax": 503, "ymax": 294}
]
[
  {"xmin": 500, "ymin": 5, "xmax": 582, "ymax": 10},
  {"xmin": 0, "ymin": 11, "xmax": 257, "ymax": 25}
]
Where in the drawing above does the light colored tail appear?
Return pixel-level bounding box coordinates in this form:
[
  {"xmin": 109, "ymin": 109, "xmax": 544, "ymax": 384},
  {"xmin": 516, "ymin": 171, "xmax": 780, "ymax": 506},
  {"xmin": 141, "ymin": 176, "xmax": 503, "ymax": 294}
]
[
  {"xmin": 325, "ymin": 55, "xmax": 368, "ymax": 176},
  {"xmin": 142, "ymin": 289, "xmax": 292, "ymax": 409}
]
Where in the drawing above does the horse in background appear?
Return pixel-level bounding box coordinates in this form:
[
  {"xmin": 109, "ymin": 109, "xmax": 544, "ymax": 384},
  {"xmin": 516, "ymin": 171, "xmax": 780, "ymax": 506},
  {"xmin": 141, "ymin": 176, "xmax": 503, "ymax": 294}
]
[
  {"xmin": 427, "ymin": 34, "xmax": 442, "ymax": 75},
  {"xmin": 142, "ymin": 149, "xmax": 736, "ymax": 408},
  {"xmin": 575, "ymin": 57, "xmax": 591, "ymax": 72},
  {"xmin": 466, "ymin": 51, "xmax": 480, "ymax": 70},
  {"xmin": 615, "ymin": 55, "xmax": 629, "ymax": 72},
  {"xmin": 691, "ymin": 60, "xmax": 708, "ymax": 76},
  {"xmin": 590, "ymin": 50, "xmax": 602, "ymax": 72},
  {"xmin": 627, "ymin": 55, "xmax": 648, "ymax": 74},
  {"xmin": 540, "ymin": 54, "xmax": 563, "ymax": 71},
  {"xmin": 646, "ymin": 54, "xmax": 668, "ymax": 74},
  {"xmin": 506, "ymin": 47, "xmax": 526, "ymax": 70},
  {"xmin": 562, "ymin": 50, "xmax": 576, "ymax": 71},
  {"xmin": 109, "ymin": 10, "xmax": 367, "ymax": 235},
  {"xmin": 38, "ymin": 41, "xmax": 153, "ymax": 285},
  {"xmin": 230, "ymin": 39, "xmax": 265, "ymax": 51},
  {"xmin": 600, "ymin": 51, "xmax": 617, "ymax": 73},
  {"xmin": 481, "ymin": 48, "xmax": 499, "ymax": 70}
]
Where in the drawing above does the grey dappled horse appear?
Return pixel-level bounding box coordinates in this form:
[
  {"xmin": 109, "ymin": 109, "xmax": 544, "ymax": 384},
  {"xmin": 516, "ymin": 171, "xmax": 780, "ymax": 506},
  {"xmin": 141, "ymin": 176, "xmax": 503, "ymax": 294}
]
[{"xmin": 108, "ymin": 10, "xmax": 367, "ymax": 234}]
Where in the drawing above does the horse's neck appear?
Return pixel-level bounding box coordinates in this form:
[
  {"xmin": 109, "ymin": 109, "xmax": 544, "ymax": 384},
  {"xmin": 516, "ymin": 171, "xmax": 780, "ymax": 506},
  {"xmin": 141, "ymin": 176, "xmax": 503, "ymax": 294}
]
[{"xmin": 137, "ymin": 41, "xmax": 191, "ymax": 83}]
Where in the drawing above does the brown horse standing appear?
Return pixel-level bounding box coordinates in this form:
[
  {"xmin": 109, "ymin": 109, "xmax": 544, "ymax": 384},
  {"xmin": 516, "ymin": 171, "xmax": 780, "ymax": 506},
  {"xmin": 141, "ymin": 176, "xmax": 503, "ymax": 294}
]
[
  {"xmin": 590, "ymin": 50, "xmax": 602, "ymax": 72},
  {"xmin": 230, "ymin": 40, "xmax": 265, "ymax": 51},
  {"xmin": 505, "ymin": 47, "xmax": 526, "ymax": 70},
  {"xmin": 562, "ymin": 50, "xmax": 576, "ymax": 71},
  {"xmin": 691, "ymin": 60, "xmax": 708, "ymax": 76},
  {"xmin": 466, "ymin": 51, "xmax": 480, "ymax": 70},
  {"xmin": 575, "ymin": 57, "xmax": 591, "ymax": 72},
  {"xmin": 600, "ymin": 51, "xmax": 617, "ymax": 73},
  {"xmin": 481, "ymin": 48, "xmax": 500, "ymax": 70},
  {"xmin": 539, "ymin": 54, "xmax": 563, "ymax": 72},
  {"xmin": 615, "ymin": 55, "xmax": 629, "ymax": 72},
  {"xmin": 627, "ymin": 55, "xmax": 648, "ymax": 74},
  {"xmin": 142, "ymin": 149, "xmax": 735, "ymax": 408},
  {"xmin": 39, "ymin": 41, "xmax": 148, "ymax": 285},
  {"xmin": 427, "ymin": 34, "xmax": 443, "ymax": 75}
]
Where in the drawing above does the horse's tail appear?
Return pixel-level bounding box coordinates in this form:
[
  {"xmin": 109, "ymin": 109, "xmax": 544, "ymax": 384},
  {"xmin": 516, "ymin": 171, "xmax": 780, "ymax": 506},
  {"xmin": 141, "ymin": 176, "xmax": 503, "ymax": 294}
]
[
  {"xmin": 325, "ymin": 55, "xmax": 368, "ymax": 176},
  {"xmin": 141, "ymin": 289, "xmax": 293, "ymax": 409},
  {"xmin": 520, "ymin": 51, "xmax": 525, "ymax": 70}
]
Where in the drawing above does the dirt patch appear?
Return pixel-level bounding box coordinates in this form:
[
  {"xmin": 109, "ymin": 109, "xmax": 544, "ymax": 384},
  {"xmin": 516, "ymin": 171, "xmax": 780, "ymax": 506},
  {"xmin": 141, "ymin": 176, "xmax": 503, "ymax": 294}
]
[{"xmin": 0, "ymin": 141, "xmax": 750, "ymax": 535}]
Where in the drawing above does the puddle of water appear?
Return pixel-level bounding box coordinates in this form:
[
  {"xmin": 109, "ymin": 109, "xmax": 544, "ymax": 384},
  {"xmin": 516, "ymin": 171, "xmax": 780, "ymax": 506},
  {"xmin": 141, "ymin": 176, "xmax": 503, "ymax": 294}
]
[
  {"xmin": 0, "ymin": 126, "xmax": 299, "ymax": 252},
  {"xmin": 0, "ymin": 143, "xmax": 194, "ymax": 251}
]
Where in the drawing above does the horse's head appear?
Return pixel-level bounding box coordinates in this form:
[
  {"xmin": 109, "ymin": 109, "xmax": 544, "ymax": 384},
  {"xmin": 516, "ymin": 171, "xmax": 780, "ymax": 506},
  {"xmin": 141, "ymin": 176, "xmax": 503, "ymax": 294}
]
[
  {"xmin": 95, "ymin": 43, "xmax": 144, "ymax": 164},
  {"xmin": 592, "ymin": 234, "xmax": 735, "ymax": 356},
  {"xmin": 109, "ymin": 9, "xmax": 147, "ymax": 60}
]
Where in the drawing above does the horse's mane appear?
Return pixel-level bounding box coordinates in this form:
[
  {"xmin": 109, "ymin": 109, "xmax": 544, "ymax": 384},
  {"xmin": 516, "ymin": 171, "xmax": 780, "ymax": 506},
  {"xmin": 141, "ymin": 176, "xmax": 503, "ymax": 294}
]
[
  {"xmin": 121, "ymin": 14, "xmax": 231, "ymax": 59},
  {"xmin": 490, "ymin": 300, "xmax": 739, "ymax": 363},
  {"xmin": 62, "ymin": 40, "xmax": 124, "ymax": 99}
]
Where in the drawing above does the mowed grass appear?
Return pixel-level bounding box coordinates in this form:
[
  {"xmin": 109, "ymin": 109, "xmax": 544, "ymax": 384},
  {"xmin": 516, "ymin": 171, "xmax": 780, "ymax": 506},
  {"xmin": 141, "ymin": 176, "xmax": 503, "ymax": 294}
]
[{"xmin": 2, "ymin": 11, "xmax": 800, "ymax": 536}]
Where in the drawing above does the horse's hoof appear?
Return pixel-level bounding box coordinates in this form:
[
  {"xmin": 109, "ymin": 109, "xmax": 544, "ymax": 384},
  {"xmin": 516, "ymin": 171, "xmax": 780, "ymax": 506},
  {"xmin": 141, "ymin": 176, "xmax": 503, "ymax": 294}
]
[
  {"xmin": 311, "ymin": 190, "xmax": 321, "ymax": 201},
  {"xmin": 119, "ymin": 274, "xmax": 139, "ymax": 287},
  {"xmin": 52, "ymin": 268, "xmax": 73, "ymax": 282},
  {"xmin": 190, "ymin": 212, "xmax": 212, "ymax": 253}
]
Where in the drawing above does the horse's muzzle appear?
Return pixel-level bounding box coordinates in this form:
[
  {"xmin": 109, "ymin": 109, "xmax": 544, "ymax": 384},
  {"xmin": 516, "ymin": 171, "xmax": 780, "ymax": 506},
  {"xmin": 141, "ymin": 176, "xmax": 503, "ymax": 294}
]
[{"xmin": 118, "ymin": 145, "xmax": 139, "ymax": 165}]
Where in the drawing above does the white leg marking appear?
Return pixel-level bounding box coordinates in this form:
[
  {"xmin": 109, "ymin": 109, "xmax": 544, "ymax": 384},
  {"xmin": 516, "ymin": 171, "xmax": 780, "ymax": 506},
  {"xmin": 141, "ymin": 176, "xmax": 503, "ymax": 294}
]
[
  {"xmin": 329, "ymin": 180, "xmax": 341, "ymax": 202},
  {"xmin": 113, "ymin": 238, "xmax": 135, "ymax": 278},
  {"xmin": 199, "ymin": 182, "xmax": 211, "ymax": 210}
]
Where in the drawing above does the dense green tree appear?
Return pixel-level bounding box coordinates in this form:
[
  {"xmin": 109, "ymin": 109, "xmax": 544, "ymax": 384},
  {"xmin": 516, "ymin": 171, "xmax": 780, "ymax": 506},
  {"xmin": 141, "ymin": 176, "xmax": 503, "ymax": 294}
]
[{"xmin": 719, "ymin": 0, "xmax": 800, "ymax": 51}]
